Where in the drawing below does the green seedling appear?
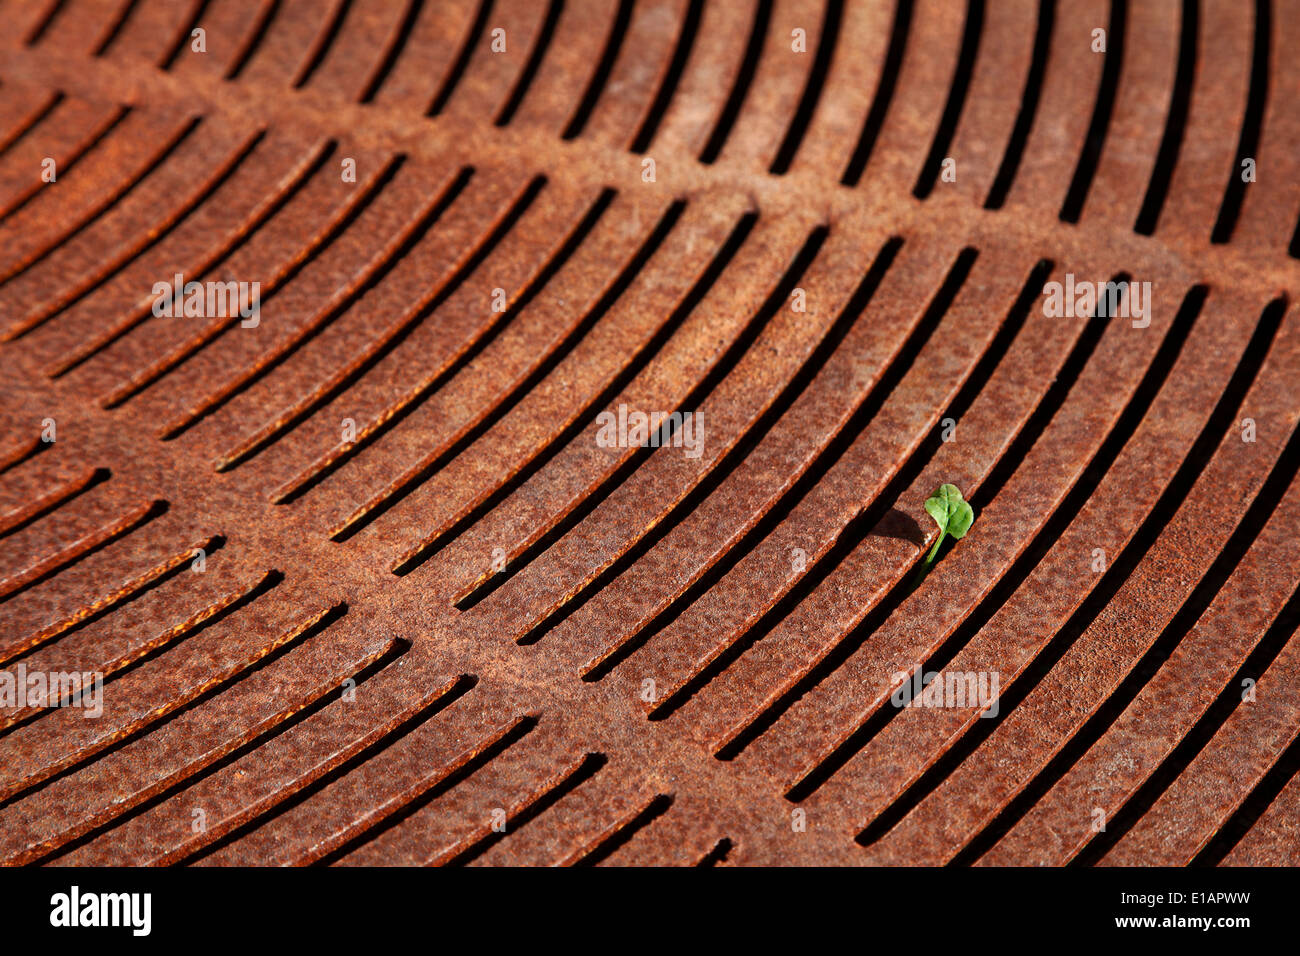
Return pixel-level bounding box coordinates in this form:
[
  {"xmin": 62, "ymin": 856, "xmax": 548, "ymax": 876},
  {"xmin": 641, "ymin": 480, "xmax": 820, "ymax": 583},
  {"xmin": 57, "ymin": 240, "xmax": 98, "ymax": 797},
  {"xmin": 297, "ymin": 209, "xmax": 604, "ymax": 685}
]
[{"xmin": 912, "ymin": 483, "xmax": 975, "ymax": 591}]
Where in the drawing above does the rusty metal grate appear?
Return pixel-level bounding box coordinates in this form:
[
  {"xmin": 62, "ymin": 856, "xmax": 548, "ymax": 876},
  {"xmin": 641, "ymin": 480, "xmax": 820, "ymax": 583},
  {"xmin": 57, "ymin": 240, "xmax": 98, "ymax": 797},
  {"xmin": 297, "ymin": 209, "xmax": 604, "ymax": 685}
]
[{"xmin": 1, "ymin": 0, "xmax": 1298, "ymax": 867}]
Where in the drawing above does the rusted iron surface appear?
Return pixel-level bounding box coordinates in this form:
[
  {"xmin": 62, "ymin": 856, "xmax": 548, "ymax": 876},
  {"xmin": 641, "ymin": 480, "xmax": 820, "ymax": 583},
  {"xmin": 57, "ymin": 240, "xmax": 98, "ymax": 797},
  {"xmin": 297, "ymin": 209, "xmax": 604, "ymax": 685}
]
[{"xmin": 0, "ymin": 0, "xmax": 1298, "ymax": 866}]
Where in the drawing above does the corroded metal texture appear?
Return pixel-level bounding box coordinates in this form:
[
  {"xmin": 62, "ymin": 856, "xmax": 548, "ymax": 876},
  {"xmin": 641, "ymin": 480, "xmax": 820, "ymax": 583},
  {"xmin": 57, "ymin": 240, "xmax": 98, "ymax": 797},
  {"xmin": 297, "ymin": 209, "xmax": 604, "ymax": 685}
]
[{"xmin": 0, "ymin": 0, "xmax": 1298, "ymax": 867}]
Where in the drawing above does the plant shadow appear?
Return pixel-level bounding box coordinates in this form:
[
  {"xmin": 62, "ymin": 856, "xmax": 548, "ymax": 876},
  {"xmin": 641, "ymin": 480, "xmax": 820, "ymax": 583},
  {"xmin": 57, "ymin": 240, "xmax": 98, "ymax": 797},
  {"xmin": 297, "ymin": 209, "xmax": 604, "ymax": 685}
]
[{"xmin": 869, "ymin": 507, "xmax": 925, "ymax": 549}]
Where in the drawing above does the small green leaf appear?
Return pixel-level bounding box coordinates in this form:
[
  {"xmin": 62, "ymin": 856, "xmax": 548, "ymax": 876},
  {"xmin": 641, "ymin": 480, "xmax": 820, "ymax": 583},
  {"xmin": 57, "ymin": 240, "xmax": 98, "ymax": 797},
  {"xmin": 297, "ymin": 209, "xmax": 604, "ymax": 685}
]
[{"xmin": 912, "ymin": 483, "xmax": 976, "ymax": 591}]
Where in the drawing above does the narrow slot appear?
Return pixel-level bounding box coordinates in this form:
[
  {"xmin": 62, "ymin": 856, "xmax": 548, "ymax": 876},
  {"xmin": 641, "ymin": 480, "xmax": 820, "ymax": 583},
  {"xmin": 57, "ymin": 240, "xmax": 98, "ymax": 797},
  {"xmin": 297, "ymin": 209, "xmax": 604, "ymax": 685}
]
[
  {"xmin": 462, "ymin": 226, "xmax": 830, "ymax": 621},
  {"xmin": 1133, "ymin": 0, "xmax": 1196, "ymax": 235},
  {"xmin": 856, "ymin": 293, "xmax": 1279, "ymax": 848},
  {"xmin": 51, "ymin": 140, "xmax": 339, "ymax": 374},
  {"xmin": 387, "ymin": 212, "xmax": 757, "ymax": 574},
  {"xmin": 311, "ymin": 714, "xmax": 538, "ymax": 866},
  {"xmin": 493, "ymin": 0, "xmax": 565, "ymax": 127},
  {"xmin": 181, "ymin": 674, "xmax": 481, "ymax": 865},
  {"xmin": 963, "ymin": 381, "xmax": 1300, "ymax": 864},
  {"xmin": 245, "ymin": 175, "xmax": 546, "ymax": 481},
  {"xmin": 122, "ymin": 153, "xmax": 412, "ymax": 412},
  {"xmin": 984, "ymin": 0, "xmax": 1054, "ymax": 209},
  {"xmin": 768, "ymin": 0, "xmax": 844, "ymax": 174},
  {"xmin": 0, "ymin": 583, "xmax": 328, "ymax": 814},
  {"xmin": 654, "ymin": 258, "xmax": 1047, "ymax": 723},
  {"xmin": 158, "ymin": 0, "xmax": 215, "ymax": 69},
  {"xmin": 90, "ymin": 0, "xmax": 144, "ymax": 57},
  {"xmin": 698, "ymin": 0, "xmax": 772, "ymax": 164},
  {"xmin": 25, "ymin": 0, "xmax": 70, "ymax": 44},
  {"xmin": 572, "ymin": 794, "xmax": 674, "ymax": 866},
  {"xmin": 710, "ymin": 252, "xmax": 992, "ymax": 758},
  {"xmin": 840, "ymin": 0, "xmax": 913, "ymax": 186},
  {"xmin": 320, "ymin": 191, "xmax": 660, "ymax": 534},
  {"xmin": 291, "ymin": 0, "xmax": 354, "ymax": 88},
  {"xmin": 443, "ymin": 753, "xmax": 609, "ymax": 865},
  {"xmin": 284, "ymin": 186, "xmax": 617, "ymax": 506},
  {"xmin": 0, "ymin": 467, "xmax": 110, "ymax": 541},
  {"xmin": 427, "ymin": 0, "xmax": 496, "ymax": 116},
  {"xmin": 15, "ymin": 129, "xmax": 271, "ymax": 342},
  {"xmin": 0, "ymin": 500, "xmax": 170, "ymax": 608},
  {"xmin": 0, "ymin": 567, "xmax": 284, "ymax": 738},
  {"xmin": 562, "ymin": 0, "xmax": 634, "ymax": 140},
  {"xmin": 1059, "ymin": 0, "xmax": 1126, "ymax": 223},
  {"xmin": 225, "ymin": 0, "xmax": 283, "ymax": 79},
  {"xmin": 0, "ymin": 534, "xmax": 226, "ymax": 668},
  {"xmin": 585, "ymin": 236, "xmax": 909, "ymax": 686},
  {"xmin": 913, "ymin": 0, "xmax": 985, "ymax": 199},
  {"xmin": 628, "ymin": 0, "xmax": 704, "ymax": 153},
  {"xmin": 0, "ymin": 114, "xmax": 197, "ymax": 293},
  {"xmin": 0, "ymin": 92, "xmax": 66, "ymax": 159},
  {"xmin": 1076, "ymin": 444, "xmax": 1300, "ymax": 867},
  {"xmin": 1210, "ymin": 0, "xmax": 1269, "ymax": 243},
  {"xmin": 697, "ymin": 837, "xmax": 733, "ymax": 866},
  {"xmin": 358, "ymin": 0, "xmax": 425, "ymax": 103},
  {"xmin": 162, "ymin": 165, "xmax": 476, "ymax": 441},
  {"xmin": 36, "ymin": 636, "xmax": 413, "ymax": 866},
  {"xmin": 1192, "ymin": 669, "xmax": 1300, "ymax": 866}
]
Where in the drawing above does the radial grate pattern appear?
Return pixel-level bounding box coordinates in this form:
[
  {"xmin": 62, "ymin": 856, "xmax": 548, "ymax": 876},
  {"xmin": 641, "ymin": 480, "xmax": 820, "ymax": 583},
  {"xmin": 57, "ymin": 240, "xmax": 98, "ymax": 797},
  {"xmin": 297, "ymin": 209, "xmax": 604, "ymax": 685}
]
[{"xmin": 1, "ymin": 0, "xmax": 1299, "ymax": 866}]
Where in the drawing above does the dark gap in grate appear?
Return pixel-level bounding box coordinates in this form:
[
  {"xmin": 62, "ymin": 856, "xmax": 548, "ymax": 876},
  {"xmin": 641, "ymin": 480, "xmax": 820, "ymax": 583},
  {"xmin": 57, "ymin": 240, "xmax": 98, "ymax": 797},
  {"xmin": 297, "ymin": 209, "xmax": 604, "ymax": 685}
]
[
  {"xmin": 0, "ymin": 91, "xmax": 66, "ymax": 158},
  {"xmin": 126, "ymin": 152, "xmax": 412, "ymax": 412},
  {"xmin": 253, "ymin": 174, "xmax": 546, "ymax": 483},
  {"xmin": 475, "ymin": 225, "xmax": 830, "ymax": 625},
  {"xmin": 181, "ymin": 673, "xmax": 480, "ymax": 865},
  {"xmin": 0, "ymin": 115, "xmax": 204, "ymax": 291},
  {"xmin": 1073, "ymin": 428, "xmax": 1300, "ymax": 865},
  {"xmin": 297, "ymin": 185, "xmax": 620, "ymax": 512},
  {"xmin": 427, "ymin": 0, "xmax": 495, "ymax": 116},
  {"xmin": 0, "ymin": 106, "xmax": 137, "ymax": 250},
  {"xmin": 357, "ymin": 0, "xmax": 425, "ymax": 104},
  {"xmin": 913, "ymin": 0, "xmax": 983, "ymax": 199},
  {"xmin": 18, "ymin": 128, "xmax": 271, "ymax": 343},
  {"xmin": 715, "ymin": 252, "xmax": 1031, "ymax": 760},
  {"xmin": 311, "ymin": 713, "xmax": 538, "ymax": 866},
  {"xmin": 588, "ymin": 236, "xmax": 908, "ymax": 686},
  {"xmin": 562, "ymin": 0, "xmax": 633, "ymax": 140},
  {"xmin": 662, "ymin": 256, "xmax": 1044, "ymax": 724},
  {"xmin": 224, "ymin": 0, "xmax": 283, "ymax": 80},
  {"xmin": 24, "ymin": 0, "xmax": 70, "ymax": 45},
  {"xmin": 0, "ymin": 587, "xmax": 330, "ymax": 813},
  {"xmin": 158, "ymin": 0, "xmax": 216, "ymax": 70},
  {"xmin": 628, "ymin": 0, "xmax": 703, "ymax": 154},
  {"xmin": 0, "ymin": 499, "xmax": 170, "ymax": 608},
  {"xmin": 444, "ymin": 752, "xmax": 608, "ymax": 866},
  {"xmin": 1133, "ymin": 0, "xmax": 1196, "ymax": 236},
  {"xmin": 1059, "ymin": 0, "xmax": 1126, "ymax": 223},
  {"xmin": 859, "ymin": 292, "xmax": 1279, "ymax": 849},
  {"xmin": 387, "ymin": 211, "xmax": 758, "ymax": 573},
  {"xmin": 697, "ymin": 837, "xmax": 733, "ymax": 866},
  {"xmin": 53, "ymin": 139, "xmax": 340, "ymax": 375},
  {"xmin": 291, "ymin": 0, "xmax": 354, "ymax": 89},
  {"xmin": 984, "ymin": 0, "xmax": 1054, "ymax": 210},
  {"xmin": 1193, "ymin": 678, "xmax": 1300, "ymax": 866},
  {"xmin": 0, "ymin": 534, "xmax": 226, "ymax": 669},
  {"xmin": 768, "ymin": 0, "xmax": 843, "ymax": 175},
  {"xmin": 965, "ymin": 389, "xmax": 1300, "ymax": 863},
  {"xmin": 165, "ymin": 163, "xmax": 477, "ymax": 441},
  {"xmin": 781, "ymin": 272, "xmax": 1145, "ymax": 796},
  {"xmin": 1210, "ymin": 0, "xmax": 1269, "ymax": 244},
  {"xmin": 494, "ymin": 0, "xmax": 565, "ymax": 127},
  {"xmin": 37, "ymin": 635, "xmax": 413, "ymax": 866},
  {"xmin": 90, "ymin": 0, "xmax": 147, "ymax": 59},
  {"xmin": 0, "ymin": 467, "xmax": 110, "ymax": 542},
  {"xmin": 572, "ymin": 793, "xmax": 673, "ymax": 866},
  {"xmin": 698, "ymin": 0, "xmax": 771, "ymax": 164},
  {"xmin": 0, "ymin": 437, "xmax": 51, "ymax": 477},
  {"xmin": 840, "ymin": 0, "xmax": 913, "ymax": 187}
]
